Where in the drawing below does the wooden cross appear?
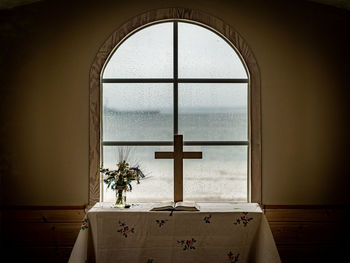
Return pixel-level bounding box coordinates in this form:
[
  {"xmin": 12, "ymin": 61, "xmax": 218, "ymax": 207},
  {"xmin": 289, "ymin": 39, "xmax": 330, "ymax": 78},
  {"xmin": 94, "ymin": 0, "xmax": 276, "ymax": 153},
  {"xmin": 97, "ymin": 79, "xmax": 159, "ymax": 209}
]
[{"xmin": 155, "ymin": 134, "xmax": 202, "ymax": 202}]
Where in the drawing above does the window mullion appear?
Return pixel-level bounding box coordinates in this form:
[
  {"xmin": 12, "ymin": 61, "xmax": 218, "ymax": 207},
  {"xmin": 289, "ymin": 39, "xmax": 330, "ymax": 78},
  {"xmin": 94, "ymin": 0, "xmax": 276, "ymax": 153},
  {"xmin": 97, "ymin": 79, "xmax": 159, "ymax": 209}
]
[
  {"xmin": 102, "ymin": 141, "xmax": 249, "ymax": 146},
  {"xmin": 174, "ymin": 21, "xmax": 178, "ymax": 135}
]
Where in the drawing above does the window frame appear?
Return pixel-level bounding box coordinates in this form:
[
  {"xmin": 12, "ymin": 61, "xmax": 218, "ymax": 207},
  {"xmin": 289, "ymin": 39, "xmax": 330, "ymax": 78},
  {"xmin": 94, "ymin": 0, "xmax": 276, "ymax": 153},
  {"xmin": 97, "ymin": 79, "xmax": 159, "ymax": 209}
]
[{"xmin": 89, "ymin": 8, "xmax": 261, "ymax": 207}]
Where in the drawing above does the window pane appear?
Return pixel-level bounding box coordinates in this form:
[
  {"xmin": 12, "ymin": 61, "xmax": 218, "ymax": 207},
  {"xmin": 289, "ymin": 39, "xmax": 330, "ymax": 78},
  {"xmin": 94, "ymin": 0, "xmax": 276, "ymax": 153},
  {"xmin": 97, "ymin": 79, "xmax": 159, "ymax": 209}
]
[
  {"xmin": 178, "ymin": 22, "xmax": 247, "ymax": 78},
  {"xmin": 103, "ymin": 146, "xmax": 174, "ymax": 202},
  {"xmin": 183, "ymin": 146, "xmax": 248, "ymax": 202},
  {"xmin": 103, "ymin": 22, "xmax": 173, "ymax": 78},
  {"xmin": 103, "ymin": 83, "xmax": 173, "ymax": 141},
  {"xmin": 178, "ymin": 83, "xmax": 248, "ymax": 141}
]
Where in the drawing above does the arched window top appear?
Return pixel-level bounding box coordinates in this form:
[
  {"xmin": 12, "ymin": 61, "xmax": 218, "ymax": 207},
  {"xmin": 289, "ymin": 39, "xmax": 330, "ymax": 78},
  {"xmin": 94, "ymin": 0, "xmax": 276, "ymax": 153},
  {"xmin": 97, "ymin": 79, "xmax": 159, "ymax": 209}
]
[
  {"xmin": 89, "ymin": 8, "xmax": 261, "ymax": 206},
  {"xmin": 100, "ymin": 20, "xmax": 250, "ymax": 203},
  {"xmin": 103, "ymin": 21, "xmax": 248, "ymax": 79}
]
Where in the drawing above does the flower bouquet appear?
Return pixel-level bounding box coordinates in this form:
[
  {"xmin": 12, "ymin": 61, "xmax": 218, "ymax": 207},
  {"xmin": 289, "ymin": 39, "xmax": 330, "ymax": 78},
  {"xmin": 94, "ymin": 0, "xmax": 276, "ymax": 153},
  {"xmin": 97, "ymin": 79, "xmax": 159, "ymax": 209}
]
[{"xmin": 100, "ymin": 160, "xmax": 145, "ymax": 208}]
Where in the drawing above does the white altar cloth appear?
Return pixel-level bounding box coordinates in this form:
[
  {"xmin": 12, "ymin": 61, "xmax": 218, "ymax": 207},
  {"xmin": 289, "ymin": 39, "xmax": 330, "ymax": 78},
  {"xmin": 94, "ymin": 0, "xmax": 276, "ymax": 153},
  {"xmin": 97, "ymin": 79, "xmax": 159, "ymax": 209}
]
[{"xmin": 69, "ymin": 202, "xmax": 280, "ymax": 263}]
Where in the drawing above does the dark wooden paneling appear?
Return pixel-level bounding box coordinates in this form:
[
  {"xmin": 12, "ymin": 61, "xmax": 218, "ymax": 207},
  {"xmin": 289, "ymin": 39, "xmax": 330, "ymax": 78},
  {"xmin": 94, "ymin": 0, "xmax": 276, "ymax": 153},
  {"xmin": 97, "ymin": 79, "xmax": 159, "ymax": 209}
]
[
  {"xmin": 265, "ymin": 205, "xmax": 349, "ymax": 263},
  {"xmin": 269, "ymin": 222, "xmax": 343, "ymax": 244},
  {"xmin": 4, "ymin": 222, "xmax": 81, "ymax": 246},
  {"xmin": 265, "ymin": 207, "xmax": 347, "ymax": 222},
  {"xmin": 276, "ymin": 244, "xmax": 346, "ymax": 263},
  {"xmin": 1, "ymin": 207, "xmax": 85, "ymax": 263},
  {"xmin": 2, "ymin": 246, "xmax": 73, "ymax": 263},
  {"xmin": 3, "ymin": 208, "xmax": 85, "ymax": 223}
]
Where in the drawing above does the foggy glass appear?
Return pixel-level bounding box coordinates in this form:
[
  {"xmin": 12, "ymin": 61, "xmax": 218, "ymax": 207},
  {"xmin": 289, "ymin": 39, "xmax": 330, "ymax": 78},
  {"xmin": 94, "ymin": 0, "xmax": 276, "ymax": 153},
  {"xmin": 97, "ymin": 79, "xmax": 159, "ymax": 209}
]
[
  {"xmin": 178, "ymin": 84, "xmax": 248, "ymax": 141},
  {"xmin": 103, "ymin": 22, "xmax": 173, "ymax": 78},
  {"xmin": 103, "ymin": 146, "xmax": 174, "ymax": 202},
  {"xmin": 183, "ymin": 146, "xmax": 248, "ymax": 202},
  {"xmin": 103, "ymin": 83, "xmax": 173, "ymax": 141},
  {"xmin": 102, "ymin": 21, "xmax": 249, "ymax": 202},
  {"xmin": 178, "ymin": 22, "xmax": 247, "ymax": 78}
]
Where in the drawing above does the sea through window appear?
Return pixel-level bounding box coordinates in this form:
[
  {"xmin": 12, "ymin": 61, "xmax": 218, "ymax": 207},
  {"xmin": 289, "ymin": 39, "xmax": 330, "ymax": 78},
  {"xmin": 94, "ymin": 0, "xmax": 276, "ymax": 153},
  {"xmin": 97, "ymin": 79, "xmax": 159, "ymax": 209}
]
[{"xmin": 101, "ymin": 21, "xmax": 249, "ymax": 202}]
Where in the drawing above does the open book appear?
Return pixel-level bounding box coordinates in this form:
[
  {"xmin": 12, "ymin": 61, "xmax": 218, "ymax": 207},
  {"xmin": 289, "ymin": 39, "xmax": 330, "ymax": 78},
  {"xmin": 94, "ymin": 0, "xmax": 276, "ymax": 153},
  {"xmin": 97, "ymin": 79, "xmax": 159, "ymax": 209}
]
[{"xmin": 150, "ymin": 201, "xmax": 200, "ymax": 211}]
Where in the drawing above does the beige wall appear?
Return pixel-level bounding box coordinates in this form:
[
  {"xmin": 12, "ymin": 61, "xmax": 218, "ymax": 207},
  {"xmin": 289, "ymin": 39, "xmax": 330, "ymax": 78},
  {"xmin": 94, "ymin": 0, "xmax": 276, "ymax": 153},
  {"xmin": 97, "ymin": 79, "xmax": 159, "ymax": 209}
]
[{"xmin": 1, "ymin": 0, "xmax": 349, "ymax": 205}]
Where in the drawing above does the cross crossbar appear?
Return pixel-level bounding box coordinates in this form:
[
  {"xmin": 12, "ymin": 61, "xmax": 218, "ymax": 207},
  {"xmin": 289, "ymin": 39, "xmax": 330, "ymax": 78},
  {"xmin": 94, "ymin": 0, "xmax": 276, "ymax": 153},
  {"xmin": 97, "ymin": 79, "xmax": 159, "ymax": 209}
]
[{"xmin": 155, "ymin": 134, "xmax": 202, "ymax": 202}]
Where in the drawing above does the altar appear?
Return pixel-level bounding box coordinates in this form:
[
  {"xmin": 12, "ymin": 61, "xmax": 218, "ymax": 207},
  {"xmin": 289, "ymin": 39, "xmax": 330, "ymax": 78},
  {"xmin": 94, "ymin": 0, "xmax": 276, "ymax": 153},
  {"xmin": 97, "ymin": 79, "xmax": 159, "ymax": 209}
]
[{"xmin": 68, "ymin": 202, "xmax": 280, "ymax": 263}]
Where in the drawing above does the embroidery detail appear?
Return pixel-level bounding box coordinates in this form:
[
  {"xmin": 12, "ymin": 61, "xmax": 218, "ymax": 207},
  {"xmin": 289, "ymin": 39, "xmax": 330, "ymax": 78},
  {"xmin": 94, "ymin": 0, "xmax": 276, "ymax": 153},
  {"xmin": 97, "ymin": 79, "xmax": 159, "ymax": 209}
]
[
  {"xmin": 177, "ymin": 238, "xmax": 196, "ymax": 250},
  {"xmin": 203, "ymin": 214, "xmax": 212, "ymax": 223},
  {"xmin": 228, "ymin": 251, "xmax": 240, "ymax": 263},
  {"xmin": 234, "ymin": 212, "xmax": 253, "ymax": 227},
  {"xmin": 117, "ymin": 220, "xmax": 135, "ymax": 237},
  {"xmin": 156, "ymin": 219, "xmax": 168, "ymax": 227},
  {"xmin": 81, "ymin": 218, "xmax": 88, "ymax": 230},
  {"xmin": 146, "ymin": 259, "xmax": 154, "ymax": 263}
]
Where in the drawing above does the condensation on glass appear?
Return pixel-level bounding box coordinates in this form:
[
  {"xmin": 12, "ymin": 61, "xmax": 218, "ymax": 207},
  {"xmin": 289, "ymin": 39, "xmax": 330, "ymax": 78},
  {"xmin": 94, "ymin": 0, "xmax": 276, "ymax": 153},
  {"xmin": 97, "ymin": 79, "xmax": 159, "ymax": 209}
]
[
  {"xmin": 103, "ymin": 83, "xmax": 173, "ymax": 141},
  {"xmin": 183, "ymin": 146, "xmax": 248, "ymax": 202},
  {"xmin": 178, "ymin": 83, "xmax": 248, "ymax": 141},
  {"xmin": 178, "ymin": 23, "xmax": 247, "ymax": 78},
  {"xmin": 103, "ymin": 23, "xmax": 173, "ymax": 78},
  {"xmin": 102, "ymin": 21, "xmax": 249, "ymax": 202}
]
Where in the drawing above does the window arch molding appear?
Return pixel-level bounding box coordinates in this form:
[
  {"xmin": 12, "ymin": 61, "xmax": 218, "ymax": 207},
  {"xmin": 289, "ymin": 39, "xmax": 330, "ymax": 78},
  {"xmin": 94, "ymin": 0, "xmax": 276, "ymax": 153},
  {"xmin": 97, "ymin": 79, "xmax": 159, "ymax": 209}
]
[{"xmin": 89, "ymin": 7, "xmax": 261, "ymax": 206}]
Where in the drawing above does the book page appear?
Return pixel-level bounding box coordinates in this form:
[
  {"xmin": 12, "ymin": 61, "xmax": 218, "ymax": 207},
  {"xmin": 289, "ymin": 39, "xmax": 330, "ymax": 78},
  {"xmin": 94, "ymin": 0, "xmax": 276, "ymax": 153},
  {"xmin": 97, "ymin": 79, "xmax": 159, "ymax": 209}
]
[
  {"xmin": 174, "ymin": 201, "xmax": 200, "ymax": 211},
  {"xmin": 150, "ymin": 201, "xmax": 175, "ymax": 211}
]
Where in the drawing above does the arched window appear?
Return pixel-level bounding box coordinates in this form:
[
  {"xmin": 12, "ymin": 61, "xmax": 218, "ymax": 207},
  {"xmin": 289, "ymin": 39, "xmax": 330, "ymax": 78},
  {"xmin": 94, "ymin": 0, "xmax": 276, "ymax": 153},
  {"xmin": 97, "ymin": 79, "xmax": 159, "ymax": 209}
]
[{"xmin": 89, "ymin": 8, "xmax": 261, "ymax": 206}]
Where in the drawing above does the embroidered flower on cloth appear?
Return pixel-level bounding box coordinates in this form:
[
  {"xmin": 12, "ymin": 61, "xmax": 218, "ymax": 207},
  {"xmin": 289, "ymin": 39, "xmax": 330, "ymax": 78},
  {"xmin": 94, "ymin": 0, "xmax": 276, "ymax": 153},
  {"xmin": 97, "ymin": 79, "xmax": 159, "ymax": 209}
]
[
  {"xmin": 117, "ymin": 220, "xmax": 135, "ymax": 237},
  {"xmin": 155, "ymin": 219, "xmax": 168, "ymax": 227},
  {"xmin": 177, "ymin": 238, "xmax": 196, "ymax": 250},
  {"xmin": 228, "ymin": 251, "xmax": 240, "ymax": 263},
  {"xmin": 81, "ymin": 218, "xmax": 88, "ymax": 230},
  {"xmin": 203, "ymin": 214, "xmax": 212, "ymax": 223},
  {"xmin": 233, "ymin": 212, "xmax": 253, "ymax": 227}
]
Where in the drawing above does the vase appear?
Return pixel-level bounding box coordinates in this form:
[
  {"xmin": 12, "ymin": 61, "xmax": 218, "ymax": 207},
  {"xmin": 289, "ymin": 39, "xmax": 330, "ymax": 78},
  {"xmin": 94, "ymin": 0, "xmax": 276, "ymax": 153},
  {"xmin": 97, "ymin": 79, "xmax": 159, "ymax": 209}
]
[{"xmin": 115, "ymin": 187, "xmax": 126, "ymax": 208}]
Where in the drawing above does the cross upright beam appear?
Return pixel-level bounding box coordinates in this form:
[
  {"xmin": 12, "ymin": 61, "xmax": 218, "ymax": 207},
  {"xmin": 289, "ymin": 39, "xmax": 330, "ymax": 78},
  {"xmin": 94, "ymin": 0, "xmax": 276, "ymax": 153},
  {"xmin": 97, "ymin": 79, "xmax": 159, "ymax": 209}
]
[{"xmin": 155, "ymin": 134, "xmax": 202, "ymax": 202}]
